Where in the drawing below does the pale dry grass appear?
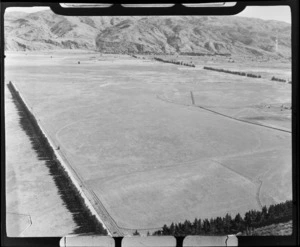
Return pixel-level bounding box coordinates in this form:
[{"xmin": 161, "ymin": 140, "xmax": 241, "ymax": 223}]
[{"xmin": 5, "ymin": 51, "xmax": 292, "ymax": 231}]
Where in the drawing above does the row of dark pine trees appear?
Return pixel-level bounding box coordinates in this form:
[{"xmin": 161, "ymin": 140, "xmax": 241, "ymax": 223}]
[
  {"xmin": 154, "ymin": 57, "xmax": 196, "ymax": 67},
  {"xmin": 203, "ymin": 66, "xmax": 261, "ymax": 78},
  {"xmin": 271, "ymin": 76, "xmax": 288, "ymax": 83},
  {"xmin": 153, "ymin": 200, "xmax": 292, "ymax": 236},
  {"xmin": 181, "ymin": 52, "xmax": 231, "ymax": 57},
  {"xmin": 8, "ymin": 82, "xmax": 108, "ymax": 235}
]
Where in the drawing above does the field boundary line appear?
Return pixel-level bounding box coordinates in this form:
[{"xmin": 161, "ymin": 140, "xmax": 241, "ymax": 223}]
[
  {"xmin": 256, "ymin": 178, "xmax": 263, "ymax": 209},
  {"xmin": 156, "ymin": 94, "xmax": 291, "ymax": 133},
  {"xmin": 6, "ymin": 212, "xmax": 32, "ymax": 236},
  {"xmin": 195, "ymin": 105, "xmax": 291, "ymax": 133}
]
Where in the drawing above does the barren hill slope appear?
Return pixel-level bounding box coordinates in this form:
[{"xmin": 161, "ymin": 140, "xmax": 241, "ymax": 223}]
[
  {"xmin": 96, "ymin": 16, "xmax": 291, "ymax": 58},
  {"xmin": 5, "ymin": 10, "xmax": 134, "ymax": 51},
  {"xmin": 5, "ymin": 10, "xmax": 291, "ymax": 59}
]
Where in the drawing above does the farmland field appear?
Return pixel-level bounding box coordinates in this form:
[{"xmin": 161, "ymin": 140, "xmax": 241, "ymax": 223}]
[{"xmin": 5, "ymin": 50, "xmax": 292, "ymax": 233}]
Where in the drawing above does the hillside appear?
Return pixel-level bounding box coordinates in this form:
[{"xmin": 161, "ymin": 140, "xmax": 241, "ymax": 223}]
[
  {"xmin": 4, "ymin": 10, "xmax": 133, "ymax": 51},
  {"xmin": 5, "ymin": 10, "xmax": 291, "ymax": 59},
  {"xmin": 96, "ymin": 16, "xmax": 291, "ymax": 59},
  {"xmin": 241, "ymin": 220, "xmax": 292, "ymax": 236}
]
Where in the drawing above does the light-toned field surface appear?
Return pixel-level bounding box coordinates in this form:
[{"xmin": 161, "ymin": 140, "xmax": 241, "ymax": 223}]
[
  {"xmin": 5, "ymin": 51, "xmax": 292, "ymax": 232},
  {"xmin": 5, "ymin": 86, "xmax": 76, "ymax": 236}
]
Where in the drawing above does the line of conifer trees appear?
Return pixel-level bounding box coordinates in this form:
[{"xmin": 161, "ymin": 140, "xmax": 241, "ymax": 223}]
[
  {"xmin": 153, "ymin": 200, "xmax": 292, "ymax": 236},
  {"xmin": 271, "ymin": 76, "xmax": 287, "ymax": 83},
  {"xmin": 8, "ymin": 82, "xmax": 108, "ymax": 235},
  {"xmin": 203, "ymin": 66, "xmax": 261, "ymax": 78},
  {"xmin": 181, "ymin": 52, "xmax": 231, "ymax": 57},
  {"xmin": 154, "ymin": 57, "xmax": 196, "ymax": 67}
]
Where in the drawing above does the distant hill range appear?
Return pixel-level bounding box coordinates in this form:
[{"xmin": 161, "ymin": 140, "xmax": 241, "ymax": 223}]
[{"xmin": 5, "ymin": 10, "xmax": 291, "ymax": 59}]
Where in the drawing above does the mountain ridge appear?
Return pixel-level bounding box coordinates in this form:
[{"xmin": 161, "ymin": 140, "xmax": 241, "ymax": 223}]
[{"xmin": 5, "ymin": 10, "xmax": 291, "ymax": 59}]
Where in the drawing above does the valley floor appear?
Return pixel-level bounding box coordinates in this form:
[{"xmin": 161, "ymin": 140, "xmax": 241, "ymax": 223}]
[{"xmin": 5, "ymin": 51, "xmax": 292, "ymax": 235}]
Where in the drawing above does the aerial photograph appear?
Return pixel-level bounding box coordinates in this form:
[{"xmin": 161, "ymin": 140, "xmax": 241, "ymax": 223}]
[{"xmin": 4, "ymin": 5, "xmax": 292, "ymax": 238}]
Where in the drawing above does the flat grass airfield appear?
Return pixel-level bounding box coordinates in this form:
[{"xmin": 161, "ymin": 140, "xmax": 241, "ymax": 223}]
[{"xmin": 6, "ymin": 51, "xmax": 292, "ymax": 234}]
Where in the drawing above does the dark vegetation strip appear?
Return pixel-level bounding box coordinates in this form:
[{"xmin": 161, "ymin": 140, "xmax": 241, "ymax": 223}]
[
  {"xmin": 129, "ymin": 54, "xmax": 196, "ymax": 67},
  {"xmin": 154, "ymin": 57, "xmax": 196, "ymax": 67},
  {"xmin": 153, "ymin": 200, "xmax": 293, "ymax": 236},
  {"xmin": 7, "ymin": 82, "xmax": 107, "ymax": 235},
  {"xmin": 203, "ymin": 66, "xmax": 261, "ymax": 78},
  {"xmin": 271, "ymin": 76, "xmax": 291, "ymax": 83},
  {"xmin": 181, "ymin": 52, "xmax": 231, "ymax": 57}
]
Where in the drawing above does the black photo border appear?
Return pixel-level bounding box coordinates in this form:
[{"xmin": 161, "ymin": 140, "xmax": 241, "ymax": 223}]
[{"xmin": 1, "ymin": 1, "xmax": 299, "ymax": 246}]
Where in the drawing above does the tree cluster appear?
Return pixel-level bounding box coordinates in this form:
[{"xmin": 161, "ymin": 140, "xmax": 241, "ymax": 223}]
[
  {"xmin": 154, "ymin": 57, "xmax": 196, "ymax": 67},
  {"xmin": 271, "ymin": 76, "xmax": 287, "ymax": 83},
  {"xmin": 203, "ymin": 66, "xmax": 261, "ymax": 78},
  {"xmin": 153, "ymin": 200, "xmax": 292, "ymax": 236}
]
